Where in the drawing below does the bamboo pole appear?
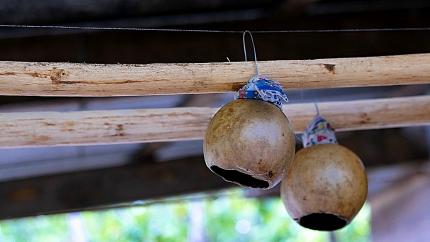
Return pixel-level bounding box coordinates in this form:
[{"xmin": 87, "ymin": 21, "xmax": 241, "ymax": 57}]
[
  {"xmin": 0, "ymin": 95, "xmax": 428, "ymax": 148},
  {"xmin": 0, "ymin": 53, "xmax": 429, "ymax": 96}
]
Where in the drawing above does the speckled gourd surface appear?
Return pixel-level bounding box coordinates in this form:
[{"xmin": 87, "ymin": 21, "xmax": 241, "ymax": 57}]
[
  {"xmin": 281, "ymin": 143, "xmax": 368, "ymax": 231},
  {"xmin": 204, "ymin": 99, "xmax": 295, "ymax": 189}
]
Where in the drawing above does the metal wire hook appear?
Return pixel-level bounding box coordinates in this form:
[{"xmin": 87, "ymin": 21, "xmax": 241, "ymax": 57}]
[
  {"xmin": 242, "ymin": 30, "xmax": 260, "ymax": 76},
  {"xmin": 314, "ymin": 102, "xmax": 320, "ymax": 116}
]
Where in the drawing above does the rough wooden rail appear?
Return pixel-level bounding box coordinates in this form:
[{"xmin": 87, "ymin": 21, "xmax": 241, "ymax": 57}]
[
  {"xmin": 0, "ymin": 53, "xmax": 429, "ymax": 96},
  {"xmin": 0, "ymin": 95, "xmax": 429, "ymax": 148}
]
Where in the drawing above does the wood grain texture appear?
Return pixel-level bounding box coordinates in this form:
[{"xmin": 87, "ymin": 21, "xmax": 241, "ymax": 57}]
[
  {"xmin": 0, "ymin": 95, "xmax": 429, "ymax": 148},
  {"xmin": 0, "ymin": 53, "xmax": 429, "ymax": 96},
  {"xmin": 0, "ymin": 156, "xmax": 232, "ymax": 220}
]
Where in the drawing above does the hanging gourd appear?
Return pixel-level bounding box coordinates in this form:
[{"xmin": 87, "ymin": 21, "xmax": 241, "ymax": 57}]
[
  {"xmin": 281, "ymin": 110, "xmax": 368, "ymax": 231},
  {"xmin": 203, "ymin": 31, "xmax": 296, "ymax": 189}
]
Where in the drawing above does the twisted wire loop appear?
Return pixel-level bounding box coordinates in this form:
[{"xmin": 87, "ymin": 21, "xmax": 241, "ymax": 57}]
[{"xmin": 242, "ymin": 30, "xmax": 260, "ymax": 75}]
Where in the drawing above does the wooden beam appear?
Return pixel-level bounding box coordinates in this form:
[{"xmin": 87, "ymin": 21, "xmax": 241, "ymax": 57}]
[
  {"xmin": 0, "ymin": 95, "xmax": 429, "ymax": 148},
  {"xmin": 1, "ymin": 156, "xmax": 424, "ymax": 220},
  {"xmin": 0, "ymin": 152, "xmax": 132, "ymax": 182},
  {"xmin": 245, "ymin": 161, "xmax": 430, "ymax": 199},
  {"xmin": 0, "ymin": 156, "xmax": 232, "ymax": 220},
  {"xmin": 0, "ymin": 0, "xmax": 268, "ymax": 25},
  {"xmin": 370, "ymin": 173, "xmax": 430, "ymax": 242},
  {"xmin": 0, "ymin": 153, "xmax": 424, "ymax": 221},
  {"xmin": 0, "ymin": 54, "xmax": 429, "ymax": 96}
]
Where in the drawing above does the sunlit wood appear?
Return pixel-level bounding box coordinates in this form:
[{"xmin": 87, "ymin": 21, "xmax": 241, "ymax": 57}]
[
  {"xmin": 0, "ymin": 53, "xmax": 429, "ymax": 96},
  {"xmin": 0, "ymin": 95, "xmax": 428, "ymax": 148}
]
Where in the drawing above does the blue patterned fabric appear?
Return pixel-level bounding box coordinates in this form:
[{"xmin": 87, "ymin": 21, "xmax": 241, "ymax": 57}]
[{"xmin": 235, "ymin": 75, "xmax": 288, "ymax": 109}]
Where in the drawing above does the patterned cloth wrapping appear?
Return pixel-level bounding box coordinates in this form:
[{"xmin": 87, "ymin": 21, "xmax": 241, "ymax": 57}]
[
  {"xmin": 235, "ymin": 75, "xmax": 289, "ymax": 109},
  {"xmin": 302, "ymin": 115, "xmax": 337, "ymax": 148}
]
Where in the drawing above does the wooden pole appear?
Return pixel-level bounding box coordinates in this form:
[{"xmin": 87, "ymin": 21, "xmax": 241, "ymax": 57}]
[
  {"xmin": 0, "ymin": 53, "xmax": 429, "ymax": 96},
  {"xmin": 370, "ymin": 173, "xmax": 430, "ymax": 242},
  {"xmin": 0, "ymin": 156, "xmax": 233, "ymax": 220},
  {"xmin": 0, "ymin": 95, "xmax": 428, "ymax": 148},
  {"xmin": 0, "ymin": 157, "xmax": 425, "ymax": 220}
]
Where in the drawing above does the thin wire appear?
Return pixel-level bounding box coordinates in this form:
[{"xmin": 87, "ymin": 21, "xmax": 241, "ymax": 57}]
[
  {"xmin": 0, "ymin": 24, "xmax": 241, "ymax": 33},
  {"xmin": 254, "ymin": 27, "xmax": 430, "ymax": 33},
  {"xmin": 0, "ymin": 24, "xmax": 430, "ymax": 33},
  {"xmin": 314, "ymin": 102, "xmax": 320, "ymax": 116},
  {"xmin": 242, "ymin": 30, "xmax": 260, "ymax": 75}
]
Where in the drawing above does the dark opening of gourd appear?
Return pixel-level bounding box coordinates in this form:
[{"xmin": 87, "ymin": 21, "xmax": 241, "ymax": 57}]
[
  {"xmin": 298, "ymin": 213, "xmax": 347, "ymax": 231},
  {"xmin": 210, "ymin": 166, "xmax": 269, "ymax": 188}
]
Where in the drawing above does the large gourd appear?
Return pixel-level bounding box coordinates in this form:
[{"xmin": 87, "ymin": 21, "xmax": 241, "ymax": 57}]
[
  {"xmin": 281, "ymin": 115, "xmax": 367, "ymax": 231},
  {"xmin": 204, "ymin": 76, "xmax": 295, "ymax": 189}
]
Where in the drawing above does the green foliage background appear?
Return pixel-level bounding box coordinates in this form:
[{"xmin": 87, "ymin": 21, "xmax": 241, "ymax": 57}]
[{"xmin": 0, "ymin": 190, "xmax": 371, "ymax": 242}]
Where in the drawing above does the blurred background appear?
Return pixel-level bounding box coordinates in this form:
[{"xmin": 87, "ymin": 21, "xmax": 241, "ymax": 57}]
[{"xmin": 0, "ymin": 0, "xmax": 430, "ymax": 241}]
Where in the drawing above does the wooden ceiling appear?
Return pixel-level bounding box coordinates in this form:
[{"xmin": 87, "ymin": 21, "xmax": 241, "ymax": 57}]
[{"xmin": 0, "ymin": 0, "xmax": 429, "ymax": 220}]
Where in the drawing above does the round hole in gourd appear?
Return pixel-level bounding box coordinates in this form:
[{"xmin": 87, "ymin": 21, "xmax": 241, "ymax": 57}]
[
  {"xmin": 210, "ymin": 165, "xmax": 269, "ymax": 188},
  {"xmin": 298, "ymin": 213, "xmax": 347, "ymax": 231}
]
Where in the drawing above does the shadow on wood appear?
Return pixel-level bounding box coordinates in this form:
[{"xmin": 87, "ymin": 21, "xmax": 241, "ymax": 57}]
[{"xmin": 0, "ymin": 156, "xmax": 231, "ymax": 220}]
